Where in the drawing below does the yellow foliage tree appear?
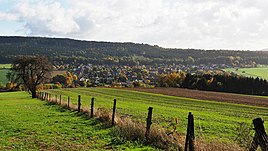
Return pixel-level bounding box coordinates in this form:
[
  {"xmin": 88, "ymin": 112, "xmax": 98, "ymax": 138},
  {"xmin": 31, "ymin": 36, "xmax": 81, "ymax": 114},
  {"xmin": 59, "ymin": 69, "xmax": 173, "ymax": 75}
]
[
  {"xmin": 6, "ymin": 81, "xmax": 14, "ymax": 90},
  {"xmin": 73, "ymin": 75, "xmax": 78, "ymax": 81},
  {"xmin": 159, "ymin": 71, "xmax": 186, "ymax": 87},
  {"xmin": 65, "ymin": 72, "xmax": 74, "ymax": 87}
]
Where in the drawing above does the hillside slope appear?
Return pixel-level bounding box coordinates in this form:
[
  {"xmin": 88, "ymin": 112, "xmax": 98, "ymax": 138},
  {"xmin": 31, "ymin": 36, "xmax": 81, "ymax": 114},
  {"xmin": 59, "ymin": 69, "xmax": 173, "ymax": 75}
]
[
  {"xmin": 0, "ymin": 92, "xmax": 153, "ymax": 150},
  {"xmin": 1, "ymin": 36, "xmax": 268, "ymax": 66}
]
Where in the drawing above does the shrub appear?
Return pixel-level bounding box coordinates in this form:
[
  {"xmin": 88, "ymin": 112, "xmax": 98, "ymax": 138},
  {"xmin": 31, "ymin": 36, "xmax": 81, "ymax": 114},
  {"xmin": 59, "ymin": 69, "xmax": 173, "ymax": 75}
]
[
  {"xmin": 53, "ymin": 83, "xmax": 62, "ymax": 89},
  {"xmin": 19, "ymin": 84, "xmax": 26, "ymax": 91},
  {"xmin": 233, "ymin": 122, "xmax": 254, "ymax": 149},
  {"xmin": 6, "ymin": 81, "xmax": 14, "ymax": 90}
]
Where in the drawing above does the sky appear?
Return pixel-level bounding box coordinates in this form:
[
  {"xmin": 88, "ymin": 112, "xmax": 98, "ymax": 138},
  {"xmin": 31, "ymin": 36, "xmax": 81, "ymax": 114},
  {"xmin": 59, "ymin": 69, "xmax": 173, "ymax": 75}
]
[{"xmin": 0, "ymin": 0, "xmax": 268, "ymax": 50}]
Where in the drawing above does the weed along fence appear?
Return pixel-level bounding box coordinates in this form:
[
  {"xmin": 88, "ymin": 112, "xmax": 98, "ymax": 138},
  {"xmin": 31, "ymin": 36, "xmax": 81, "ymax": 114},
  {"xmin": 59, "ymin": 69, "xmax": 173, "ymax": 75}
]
[{"xmin": 36, "ymin": 92, "xmax": 268, "ymax": 151}]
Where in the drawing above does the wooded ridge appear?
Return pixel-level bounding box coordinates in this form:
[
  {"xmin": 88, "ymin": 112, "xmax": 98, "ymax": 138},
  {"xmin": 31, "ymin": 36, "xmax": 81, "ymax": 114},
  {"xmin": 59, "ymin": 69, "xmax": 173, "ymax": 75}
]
[{"xmin": 1, "ymin": 36, "xmax": 268, "ymax": 66}]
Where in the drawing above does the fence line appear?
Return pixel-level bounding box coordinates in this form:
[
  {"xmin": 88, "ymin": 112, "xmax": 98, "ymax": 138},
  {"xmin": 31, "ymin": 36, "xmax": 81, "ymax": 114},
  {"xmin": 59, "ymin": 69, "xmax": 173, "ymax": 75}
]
[
  {"xmin": 36, "ymin": 91, "xmax": 267, "ymax": 151},
  {"xmin": 36, "ymin": 91, "xmax": 186, "ymax": 150}
]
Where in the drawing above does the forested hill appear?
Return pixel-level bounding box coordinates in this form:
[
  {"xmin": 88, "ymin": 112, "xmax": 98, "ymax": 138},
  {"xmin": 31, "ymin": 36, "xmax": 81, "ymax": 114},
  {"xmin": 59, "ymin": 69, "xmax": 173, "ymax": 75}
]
[{"xmin": 1, "ymin": 36, "xmax": 268, "ymax": 66}]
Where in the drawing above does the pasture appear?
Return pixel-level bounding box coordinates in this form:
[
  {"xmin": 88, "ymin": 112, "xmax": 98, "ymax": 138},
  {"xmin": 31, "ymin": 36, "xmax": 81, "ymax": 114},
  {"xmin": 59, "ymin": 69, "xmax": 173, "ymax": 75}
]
[
  {"xmin": 0, "ymin": 92, "xmax": 154, "ymax": 150},
  {"xmin": 0, "ymin": 64, "xmax": 11, "ymax": 69},
  {"xmin": 0, "ymin": 69, "xmax": 8, "ymax": 85},
  {"xmin": 225, "ymin": 67, "xmax": 268, "ymax": 79},
  {"xmin": 45, "ymin": 87, "xmax": 268, "ymax": 143},
  {"xmin": 0, "ymin": 64, "xmax": 10, "ymax": 85}
]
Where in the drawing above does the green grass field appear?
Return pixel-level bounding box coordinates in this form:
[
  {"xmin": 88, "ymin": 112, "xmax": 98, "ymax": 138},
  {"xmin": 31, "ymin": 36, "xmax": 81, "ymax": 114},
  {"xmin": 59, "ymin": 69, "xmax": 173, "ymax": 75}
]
[
  {"xmin": 0, "ymin": 69, "xmax": 9, "ymax": 85},
  {"xmin": 0, "ymin": 64, "xmax": 11, "ymax": 69},
  {"xmin": 0, "ymin": 64, "xmax": 11, "ymax": 85},
  {"xmin": 224, "ymin": 67, "xmax": 268, "ymax": 79},
  {"xmin": 45, "ymin": 88, "xmax": 268, "ymax": 143},
  {"xmin": 0, "ymin": 92, "xmax": 155, "ymax": 150}
]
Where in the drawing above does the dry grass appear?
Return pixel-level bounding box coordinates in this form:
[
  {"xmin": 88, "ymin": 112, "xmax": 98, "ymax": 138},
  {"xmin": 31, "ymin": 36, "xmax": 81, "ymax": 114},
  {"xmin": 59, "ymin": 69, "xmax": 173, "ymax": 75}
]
[
  {"xmin": 195, "ymin": 139, "xmax": 245, "ymax": 151},
  {"xmin": 37, "ymin": 93, "xmax": 246, "ymax": 151}
]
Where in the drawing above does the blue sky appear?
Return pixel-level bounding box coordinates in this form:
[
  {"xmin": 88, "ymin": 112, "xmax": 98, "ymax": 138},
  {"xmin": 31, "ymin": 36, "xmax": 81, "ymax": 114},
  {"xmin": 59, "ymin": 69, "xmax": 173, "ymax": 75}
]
[
  {"xmin": 1, "ymin": 0, "xmax": 268, "ymax": 50},
  {"xmin": 0, "ymin": 1, "xmax": 20, "ymax": 35}
]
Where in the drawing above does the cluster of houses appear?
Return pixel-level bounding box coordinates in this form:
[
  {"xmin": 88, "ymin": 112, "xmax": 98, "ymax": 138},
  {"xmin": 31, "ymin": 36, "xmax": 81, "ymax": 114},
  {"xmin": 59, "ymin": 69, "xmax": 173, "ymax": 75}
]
[{"xmin": 63, "ymin": 63, "xmax": 230, "ymax": 87}]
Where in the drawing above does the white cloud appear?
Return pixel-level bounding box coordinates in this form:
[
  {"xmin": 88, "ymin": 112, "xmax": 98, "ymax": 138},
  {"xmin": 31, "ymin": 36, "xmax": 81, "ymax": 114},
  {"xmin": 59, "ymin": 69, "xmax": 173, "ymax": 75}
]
[
  {"xmin": 11, "ymin": 1, "xmax": 80, "ymax": 35},
  {"xmin": 1, "ymin": 0, "xmax": 268, "ymax": 50},
  {"xmin": 0, "ymin": 12, "xmax": 17, "ymax": 21}
]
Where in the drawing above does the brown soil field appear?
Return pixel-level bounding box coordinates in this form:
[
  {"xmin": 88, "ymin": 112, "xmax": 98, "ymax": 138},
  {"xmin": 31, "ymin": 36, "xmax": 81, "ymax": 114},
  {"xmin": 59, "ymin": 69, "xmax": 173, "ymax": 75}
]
[{"xmin": 125, "ymin": 88, "xmax": 268, "ymax": 108}]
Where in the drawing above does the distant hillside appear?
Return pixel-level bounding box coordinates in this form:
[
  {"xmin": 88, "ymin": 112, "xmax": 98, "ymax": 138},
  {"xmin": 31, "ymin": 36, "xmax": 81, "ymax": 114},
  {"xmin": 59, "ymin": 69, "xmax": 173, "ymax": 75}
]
[{"xmin": 1, "ymin": 36, "xmax": 268, "ymax": 66}]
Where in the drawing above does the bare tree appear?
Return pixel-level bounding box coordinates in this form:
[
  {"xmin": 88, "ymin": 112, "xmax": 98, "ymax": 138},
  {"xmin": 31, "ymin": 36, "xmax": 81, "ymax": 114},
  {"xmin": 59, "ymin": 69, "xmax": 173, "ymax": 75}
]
[{"xmin": 10, "ymin": 55, "xmax": 53, "ymax": 98}]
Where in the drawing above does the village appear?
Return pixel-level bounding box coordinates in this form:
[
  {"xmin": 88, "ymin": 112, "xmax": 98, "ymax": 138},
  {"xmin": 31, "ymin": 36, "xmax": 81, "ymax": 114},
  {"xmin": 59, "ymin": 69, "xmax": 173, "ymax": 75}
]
[{"xmin": 55, "ymin": 63, "xmax": 231, "ymax": 87}]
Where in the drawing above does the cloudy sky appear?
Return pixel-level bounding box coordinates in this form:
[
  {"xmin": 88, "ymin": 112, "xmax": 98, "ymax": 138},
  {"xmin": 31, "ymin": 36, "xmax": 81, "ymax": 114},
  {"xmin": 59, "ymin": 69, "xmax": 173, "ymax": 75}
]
[{"xmin": 0, "ymin": 0, "xmax": 268, "ymax": 50}]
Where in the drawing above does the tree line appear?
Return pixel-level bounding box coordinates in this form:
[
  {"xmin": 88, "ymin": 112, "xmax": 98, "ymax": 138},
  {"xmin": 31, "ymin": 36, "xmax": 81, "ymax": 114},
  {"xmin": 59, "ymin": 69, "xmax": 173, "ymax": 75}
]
[{"xmin": 158, "ymin": 72, "xmax": 268, "ymax": 96}]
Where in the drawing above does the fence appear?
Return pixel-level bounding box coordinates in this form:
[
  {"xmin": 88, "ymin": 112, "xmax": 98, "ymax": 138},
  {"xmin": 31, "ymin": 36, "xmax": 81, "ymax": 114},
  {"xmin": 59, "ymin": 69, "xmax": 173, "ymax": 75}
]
[{"xmin": 36, "ymin": 91, "xmax": 268, "ymax": 151}]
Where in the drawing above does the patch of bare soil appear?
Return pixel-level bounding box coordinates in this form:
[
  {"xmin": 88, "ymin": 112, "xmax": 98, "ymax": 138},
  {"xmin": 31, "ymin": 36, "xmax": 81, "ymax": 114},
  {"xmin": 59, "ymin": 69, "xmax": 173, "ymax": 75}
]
[{"xmin": 126, "ymin": 88, "xmax": 268, "ymax": 108}]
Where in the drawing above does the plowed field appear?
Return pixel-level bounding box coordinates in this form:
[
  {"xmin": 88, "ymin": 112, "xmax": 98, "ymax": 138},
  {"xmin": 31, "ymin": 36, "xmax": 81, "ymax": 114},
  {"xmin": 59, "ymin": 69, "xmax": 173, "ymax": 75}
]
[{"xmin": 126, "ymin": 88, "xmax": 268, "ymax": 107}]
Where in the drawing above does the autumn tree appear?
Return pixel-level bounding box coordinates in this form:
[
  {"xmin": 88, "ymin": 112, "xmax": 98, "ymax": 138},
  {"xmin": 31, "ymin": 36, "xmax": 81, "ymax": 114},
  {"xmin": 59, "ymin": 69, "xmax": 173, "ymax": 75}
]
[
  {"xmin": 10, "ymin": 56, "xmax": 53, "ymax": 98},
  {"xmin": 158, "ymin": 71, "xmax": 186, "ymax": 87},
  {"xmin": 65, "ymin": 72, "xmax": 73, "ymax": 87},
  {"xmin": 52, "ymin": 74, "xmax": 66, "ymax": 85}
]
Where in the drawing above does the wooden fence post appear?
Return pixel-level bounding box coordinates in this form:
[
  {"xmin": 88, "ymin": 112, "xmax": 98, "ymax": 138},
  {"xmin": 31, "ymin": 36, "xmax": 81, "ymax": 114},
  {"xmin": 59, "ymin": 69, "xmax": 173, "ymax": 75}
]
[
  {"xmin": 48, "ymin": 93, "xmax": 50, "ymax": 102},
  {"xmin": 250, "ymin": 118, "xmax": 268, "ymax": 151},
  {"xmin": 60, "ymin": 95, "xmax": 62, "ymax": 105},
  {"xmin": 91, "ymin": 97, "xmax": 94, "ymax": 118},
  {"xmin": 78, "ymin": 95, "xmax": 81, "ymax": 112},
  {"xmin": 185, "ymin": 112, "xmax": 195, "ymax": 151},
  {"xmin": 145, "ymin": 107, "xmax": 153, "ymax": 142},
  {"xmin": 67, "ymin": 96, "xmax": 70, "ymax": 108},
  {"xmin": 112, "ymin": 99, "xmax": 117, "ymax": 126},
  {"xmin": 55, "ymin": 95, "xmax": 58, "ymax": 103}
]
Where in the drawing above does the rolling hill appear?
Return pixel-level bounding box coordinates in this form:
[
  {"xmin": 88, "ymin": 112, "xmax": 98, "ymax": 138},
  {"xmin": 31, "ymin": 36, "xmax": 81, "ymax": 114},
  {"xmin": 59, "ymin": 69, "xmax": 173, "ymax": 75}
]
[{"xmin": 1, "ymin": 36, "xmax": 268, "ymax": 66}]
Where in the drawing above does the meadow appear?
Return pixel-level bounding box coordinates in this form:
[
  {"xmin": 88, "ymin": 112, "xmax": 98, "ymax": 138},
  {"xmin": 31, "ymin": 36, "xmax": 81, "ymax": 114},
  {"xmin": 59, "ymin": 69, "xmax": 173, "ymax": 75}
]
[
  {"xmin": 0, "ymin": 64, "xmax": 10, "ymax": 85},
  {"xmin": 44, "ymin": 87, "xmax": 268, "ymax": 144},
  {"xmin": 0, "ymin": 91, "xmax": 155, "ymax": 150},
  {"xmin": 0, "ymin": 69, "xmax": 8, "ymax": 85},
  {"xmin": 0, "ymin": 64, "xmax": 11, "ymax": 68},
  {"xmin": 224, "ymin": 67, "xmax": 268, "ymax": 79}
]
